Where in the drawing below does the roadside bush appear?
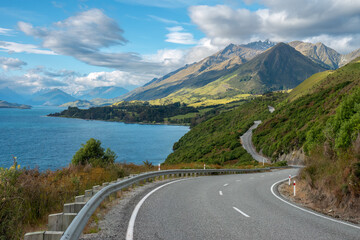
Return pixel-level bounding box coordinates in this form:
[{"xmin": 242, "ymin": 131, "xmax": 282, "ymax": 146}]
[{"xmin": 72, "ymin": 138, "xmax": 117, "ymax": 167}]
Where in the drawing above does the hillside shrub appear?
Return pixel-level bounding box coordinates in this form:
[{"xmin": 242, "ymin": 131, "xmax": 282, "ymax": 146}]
[{"xmin": 72, "ymin": 138, "xmax": 117, "ymax": 167}]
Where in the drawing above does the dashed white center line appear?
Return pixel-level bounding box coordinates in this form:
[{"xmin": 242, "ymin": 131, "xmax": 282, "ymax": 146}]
[
  {"xmin": 236, "ymin": 180, "xmax": 241, "ymax": 182},
  {"xmin": 261, "ymin": 175, "xmax": 265, "ymax": 177},
  {"xmin": 223, "ymin": 183, "xmax": 229, "ymax": 187},
  {"xmin": 219, "ymin": 191, "xmax": 223, "ymax": 196},
  {"xmin": 233, "ymin": 206, "xmax": 250, "ymax": 218}
]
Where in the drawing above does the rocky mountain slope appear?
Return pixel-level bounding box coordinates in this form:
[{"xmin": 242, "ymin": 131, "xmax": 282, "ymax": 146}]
[
  {"xmin": 289, "ymin": 41, "xmax": 360, "ymax": 69},
  {"xmin": 122, "ymin": 40, "xmax": 276, "ymax": 101}
]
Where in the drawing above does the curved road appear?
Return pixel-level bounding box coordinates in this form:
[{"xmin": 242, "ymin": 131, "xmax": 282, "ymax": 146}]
[
  {"xmin": 240, "ymin": 120, "xmax": 269, "ymax": 163},
  {"xmin": 129, "ymin": 169, "xmax": 360, "ymax": 240}
]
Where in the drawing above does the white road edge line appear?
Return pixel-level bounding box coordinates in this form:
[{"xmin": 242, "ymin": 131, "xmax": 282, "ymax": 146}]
[
  {"xmin": 219, "ymin": 190, "xmax": 223, "ymax": 196},
  {"xmin": 271, "ymin": 177, "xmax": 360, "ymax": 230},
  {"xmin": 223, "ymin": 183, "xmax": 229, "ymax": 187},
  {"xmin": 126, "ymin": 179, "xmax": 188, "ymax": 240},
  {"xmin": 233, "ymin": 206, "xmax": 250, "ymax": 218}
]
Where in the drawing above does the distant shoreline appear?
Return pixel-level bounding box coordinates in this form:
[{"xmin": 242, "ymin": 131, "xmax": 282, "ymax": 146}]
[
  {"xmin": 47, "ymin": 114, "xmax": 190, "ymax": 127},
  {"xmin": 0, "ymin": 100, "xmax": 32, "ymax": 109}
]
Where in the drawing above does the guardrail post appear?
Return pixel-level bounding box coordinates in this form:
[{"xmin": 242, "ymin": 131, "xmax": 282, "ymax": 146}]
[
  {"xmin": 84, "ymin": 189, "xmax": 92, "ymax": 202},
  {"xmin": 63, "ymin": 202, "xmax": 85, "ymax": 214},
  {"xmin": 44, "ymin": 231, "xmax": 63, "ymax": 240},
  {"xmin": 75, "ymin": 195, "xmax": 84, "ymax": 203},
  {"xmin": 24, "ymin": 231, "xmax": 45, "ymax": 240},
  {"xmin": 48, "ymin": 213, "xmax": 63, "ymax": 231}
]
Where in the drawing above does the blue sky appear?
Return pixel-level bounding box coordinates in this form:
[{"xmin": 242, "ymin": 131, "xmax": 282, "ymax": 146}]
[{"xmin": 1, "ymin": 0, "xmax": 360, "ymax": 95}]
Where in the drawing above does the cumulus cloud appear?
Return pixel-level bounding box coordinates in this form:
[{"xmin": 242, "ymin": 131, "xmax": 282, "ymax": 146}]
[
  {"xmin": 189, "ymin": 0, "xmax": 360, "ymax": 53},
  {"xmin": 0, "ymin": 57, "xmax": 27, "ymax": 70},
  {"xmin": 17, "ymin": 9, "xmax": 165, "ymax": 74},
  {"xmin": 0, "ymin": 66, "xmax": 158, "ymax": 95},
  {"xmin": 73, "ymin": 70, "xmax": 155, "ymax": 92},
  {"xmin": 165, "ymin": 26, "xmax": 197, "ymax": 45},
  {"xmin": 0, "ymin": 68, "xmax": 69, "ymax": 94}
]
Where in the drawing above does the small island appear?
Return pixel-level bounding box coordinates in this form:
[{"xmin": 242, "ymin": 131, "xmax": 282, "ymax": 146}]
[{"xmin": 0, "ymin": 100, "xmax": 32, "ymax": 109}]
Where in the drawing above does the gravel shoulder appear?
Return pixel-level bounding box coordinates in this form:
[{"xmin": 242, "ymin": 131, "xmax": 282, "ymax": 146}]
[{"xmin": 80, "ymin": 179, "xmax": 174, "ymax": 240}]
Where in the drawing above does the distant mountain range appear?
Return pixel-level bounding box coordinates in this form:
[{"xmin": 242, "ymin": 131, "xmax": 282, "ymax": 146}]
[
  {"xmin": 76, "ymin": 86, "xmax": 128, "ymax": 100},
  {"xmin": 0, "ymin": 86, "xmax": 129, "ymax": 106},
  {"xmin": 0, "ymin": 100, "xmax": 31, "ymax": 109},
  {"xmin": 2, "ymin": 40, "xmax": 360, "ymax": 107}
]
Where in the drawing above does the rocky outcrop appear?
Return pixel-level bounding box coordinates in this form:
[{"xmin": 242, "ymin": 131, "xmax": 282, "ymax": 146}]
[{"xmin": 277, "ymin": 148, "xmax": 306, "ymax": 166}]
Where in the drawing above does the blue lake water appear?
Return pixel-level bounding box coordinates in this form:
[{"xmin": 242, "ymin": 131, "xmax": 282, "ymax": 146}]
[{"xmin": 0, "ymin": 107, "xmax": 189, "ymax": 171}]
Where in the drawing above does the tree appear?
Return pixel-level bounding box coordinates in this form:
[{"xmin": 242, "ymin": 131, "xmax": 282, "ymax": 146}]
[{"xmin": 72, "ymin": 138, "xmax": 116, "ymax": 167}]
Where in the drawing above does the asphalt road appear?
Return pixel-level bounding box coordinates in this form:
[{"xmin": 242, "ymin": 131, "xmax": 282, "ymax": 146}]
[
  {"xmin": 128, "ymin": 169, "xmax": 360, "ymax": 240},
  {"xmin": 240, "ymin": 120, "xmax": 269, "ymax": 163}
]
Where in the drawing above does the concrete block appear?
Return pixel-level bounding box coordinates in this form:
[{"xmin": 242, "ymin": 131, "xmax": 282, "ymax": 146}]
[
  {"xmin": 24, "ymin": 231, "xmax": 45, "ymax": 240},
  {"xmin": 92, "ymin": 185, "xmax": 101, "ymax": 194},
  {"xmin": 75, "ymin": 195, "xmax": 84, "ymax": 203},
  {"xmin": 48, "ymin": 213, "xmax": 77, "ymax": 231},
  {"xmin": 62, "ymin": 213, "xmax": 77, "ymax": 231},
  {"xmin": 48, "ymin": 213, "xmax": 63, "ymax": 231},
  {"xmin": 102, "ymin": 182, "xmax": 109, "ymax": 187},
  {"xmin": 84, "ymin": 189, "xmax": 92, "ymax": 202},
  {"xmin": 44, "ymin": 231, "xmax": 63, "ymax": 240},
  {"xmin": 63, "ymin": 202, "xmax": 85, "ymax": 213}
]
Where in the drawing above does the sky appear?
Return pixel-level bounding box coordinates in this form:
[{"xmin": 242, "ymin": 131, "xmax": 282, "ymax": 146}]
[{"xmin": 1, "ymin": 0, "xmax": 360, "ymax": 95}]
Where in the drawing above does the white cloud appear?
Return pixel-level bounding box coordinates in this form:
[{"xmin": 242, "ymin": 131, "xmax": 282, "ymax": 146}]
[
  {"xmin": 115, "ymin": 0, "xmax": 220, "ymax": 8},
  {"xmin": 144, "ymin": 48, "xmax": 186, "ymax": 67},
  {"xmin": 17, "ymin": 9, "xmax": 177, "ymax": 75},
  {"xmin": 189, "ymin": 1, "xmax": 360, "ymax": 53},
  {"xmin": 165, "ymin": 26, "xmax": 197, "ymax": 45},
  {"xmin": 0, "ymin": 41, "xmax": 56, "ymax": 55},
  {"xmin": 0, "ymin": 57, "xmax": 27, "ymax": 70},
  {"xmin": 148, "ymin": 15, "xmax": 179, "ymax": 24},
  {"xmin": 0, "ymin": 27, "xmax": 13, "ymax": 36},
  {"xmin": 73, "ymin": 70, "xmax": 153, "ymax": 91}
]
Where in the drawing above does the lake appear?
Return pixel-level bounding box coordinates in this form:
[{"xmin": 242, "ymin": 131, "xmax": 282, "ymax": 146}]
[{"xmin": 0, "ymin": 106, "xmax": 189, "ymax": 171}]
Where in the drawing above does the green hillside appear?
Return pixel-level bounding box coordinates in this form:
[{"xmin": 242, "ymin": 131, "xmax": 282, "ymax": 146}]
[
  {"xmin": 253, "ymin": 57, "xmax": 360, "ymax": 160},
  {"xmin": 165, "ymin": 93, "xmax": 283, "ymax": 165},
  {"xmin": 167, "ymin": 57, "xmax": 360, "ymax": 211}
]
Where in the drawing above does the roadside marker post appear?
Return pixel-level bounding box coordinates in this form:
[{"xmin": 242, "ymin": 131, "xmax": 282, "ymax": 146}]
[
  {"xmin": 158, "ymin": 164, "xmax": 160, "ymax": 171},
  {"xmin": 204, "ymin": 164, "xmax": 206, "ymax": 170},
  {"xmin": 293, "ymin": 181, "xmax": 296, "ymax": 196},
  {"xmin": 289, "ymin": 175, "xmax": 291, "ymax": 185}
]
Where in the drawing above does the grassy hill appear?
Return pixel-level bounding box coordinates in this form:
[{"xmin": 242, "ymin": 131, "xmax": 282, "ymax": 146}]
[{"xmin": 165, "ymin": 93, "xmax": 283, "ymax": 165}]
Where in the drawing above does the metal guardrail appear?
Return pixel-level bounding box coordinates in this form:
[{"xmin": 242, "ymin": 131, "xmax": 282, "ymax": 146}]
[{"xmin": 61, "ymin": 168, "xmax": 270, "ymax": 240}]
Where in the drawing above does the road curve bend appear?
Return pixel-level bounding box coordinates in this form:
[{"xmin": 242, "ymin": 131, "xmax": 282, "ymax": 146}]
[{"xmin": 129, "ymin": 169, "xmax": 360, "ymax": 240}]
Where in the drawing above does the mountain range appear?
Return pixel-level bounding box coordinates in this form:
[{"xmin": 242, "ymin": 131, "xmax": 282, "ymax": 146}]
[
  {"xmin": 75, "ymin": 86, "xmax": 128, "ymax": 100},
  {"xmin": 0, "ymin": 86, "xmax": 129, "ymax": 106},
  {"xmin": 0, "ymin": 100, "xmax": 31, "ymax": 109},
  {"xmin": 122, "ymin": 41, "xmax": 332, "ymax": 105},
  {"xmin": 2, "ymin": 40, "xmax": 360, "ymax": 107}
]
